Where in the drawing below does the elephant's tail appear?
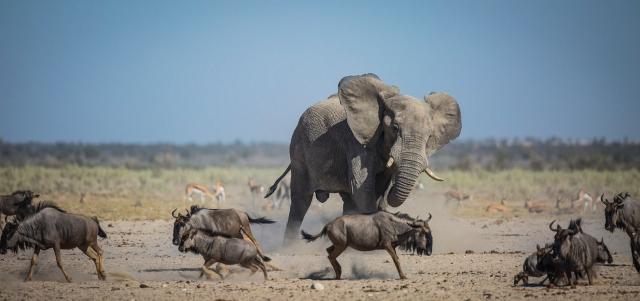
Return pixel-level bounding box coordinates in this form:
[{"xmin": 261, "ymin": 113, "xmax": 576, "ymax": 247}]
[
  {"xmin": 264, "ymin": 164, "xmax": 291, "ymax": 198},
  {"xmin": 301, "ymin": 226, "xmax": 327, "ymax": 242}
]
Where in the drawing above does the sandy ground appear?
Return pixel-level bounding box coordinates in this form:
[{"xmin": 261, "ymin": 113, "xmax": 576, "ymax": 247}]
[{"xmin": 1, "ymin": 207, "xmax": 639, "ymax": 301}]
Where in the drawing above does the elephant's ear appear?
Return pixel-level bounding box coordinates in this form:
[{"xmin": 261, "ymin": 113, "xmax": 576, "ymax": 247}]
[
  {"xmin": 424, "ymin": 92, "xmax": 462, "ymax": 155},
  {"xmin": 338, "ymin": 74, "xmax": 397, "ymax": 145}
]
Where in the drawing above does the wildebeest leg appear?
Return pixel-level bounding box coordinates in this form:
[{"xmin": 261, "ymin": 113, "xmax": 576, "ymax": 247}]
[
  {"xmin": 83, "ymin": 245, "xmax": 107, "ymax": 280},
  {"xmin": 537, "ymin": 275, "xmax": 548, "ymax": 286},
  {"xmin": 53, "ymin": 245, "xmax": 72, "ymax": 282},
  {"xmin": 200, "ymin": 259, "xmax": 219, "ymax": 279},
  {"xmin": 255, "ymin": 258, "xmax": 268, "ymax": 280},
  {"xmin": 327, "ymin": 245, "xmax": 346, "ymax": 280},
  {"xmin": 91, "ymin": 244, "xmax": 107, "ymax": 280},
  {"xmin": 24, "ymin": 247, "xmax": 40, "ymax": 282},
  {"xmin": 202, "ymin": 259, "xmax": 223, "ymax": 280},
  {"xmin": 586, "ymin": 268, "xmax": 594, "ymax": 285},
  {"xmin": 384, "ymin": 244, "xmax": 406, "ymax": 279}
]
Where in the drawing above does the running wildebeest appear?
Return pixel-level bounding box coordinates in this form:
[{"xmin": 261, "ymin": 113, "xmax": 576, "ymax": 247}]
[
  {"xmin": 394, "ymin": 212, "xmax": 433, "ymax": 256},
  {"xmin": 172, "ymin": 206, "xmax": 275, "ymax": 262},
  {"xmin": 549, "ymin": 219, "xmax": 599, "ymax": 287},
  {"xmin": 301, "ymin": 211, "xmax": 431, "ymax": 279},
  {"xmin": 178, "ymin": 226, "xmax": 268, "ymax": 280},
  {"xmin": 601, "ymin": 192, "xmax": 640, "ymax": 272},
  {"xmin": 0, "ymin": 202, "xmax": 107, "ymax": 282}
]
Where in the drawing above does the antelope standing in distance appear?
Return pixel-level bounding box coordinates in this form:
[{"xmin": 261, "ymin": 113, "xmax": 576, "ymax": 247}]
[
  {"xmin": 248, "ymin": 178, "xmax": 265, "ymax": 208},
  {"xmin": 443, "ymin": 190, "xmax": 470, "ymax": 207},
  {"xmin": 185, "ymin": 182, "xmax": 225, "ymax": 205}
]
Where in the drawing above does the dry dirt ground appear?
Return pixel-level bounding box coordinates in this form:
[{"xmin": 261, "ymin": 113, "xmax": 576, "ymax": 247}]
[{"xmin": 1, "ymin": 204, "xmax": 639, "ymax": 301}]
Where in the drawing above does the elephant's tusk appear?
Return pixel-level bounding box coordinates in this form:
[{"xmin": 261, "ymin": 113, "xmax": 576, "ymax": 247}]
[
  {"xmin": 425, "ymin": 167, "xmax": 444, "ymax": 181},
  {"xmin": 386, "ymin": 157, "xmax": 395, "ymax": 168}
]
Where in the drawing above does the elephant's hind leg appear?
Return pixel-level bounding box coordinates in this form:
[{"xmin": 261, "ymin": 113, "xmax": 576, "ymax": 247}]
[{"xmin": 284, "ymin": 169, "xmax": 313, "ymax": 245}]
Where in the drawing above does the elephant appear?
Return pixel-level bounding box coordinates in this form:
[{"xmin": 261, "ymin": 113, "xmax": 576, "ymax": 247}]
[{"xmin": 266, "ymin": 73, "xmax": 461, "ymax": 244}]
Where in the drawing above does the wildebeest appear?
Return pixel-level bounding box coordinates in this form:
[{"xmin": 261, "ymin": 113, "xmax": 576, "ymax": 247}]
[
  {"xmin": 0, "ymin": 190, "xmax": 40, "ymax": 220},
  {"xmin": 172, "ymin": 206, "xmax": 275, "ymax": 262},
  {"xmin": 178, "ymin": 226, "xmax": 268, "ymax": 280},
  {"xmin": 549, "ymin": 220, "xmax": 599, "ymax": 286},
  {"xmin": 601, "ymin": 192, "xmax": 640, "ymax": 272},
  {"xmin": 567, "ymin": 217, "xmax": 613, "ymax": 265},
  {"xmin": 301, "ymin": 211, "xmax": 432, "ymax": 279},
  {"xmin": 395, "ymin": 212, "xmax": 433, "ymax": 256},
  {"xmin": 514, "ymin": 243, "xmax": 561, "ymax": 286},
  {"xmin": 0, "ymin": 202, "xmax": 107, "ymax": 282}
]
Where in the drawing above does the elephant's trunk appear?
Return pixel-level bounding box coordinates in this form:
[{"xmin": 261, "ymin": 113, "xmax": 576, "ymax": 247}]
[{"xmin": 387, "ymin": 137, "xmax": 426, "ymax": 207}]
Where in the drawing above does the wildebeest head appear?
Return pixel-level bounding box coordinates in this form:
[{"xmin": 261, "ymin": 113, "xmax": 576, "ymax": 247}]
[
  {"xmin": 172, "ymin": 208, "xmax": 191, "ymax": 246},
  {"xmin": 407, "ymin": 213, "xmax": 433, "ymax": 256},
  {"xmin": 549, "ymin": 220, "xmax": 578, "ymax": 258},
  {"xmin": 596, "ymin": 237, "xmax": 613, "ymax": 264},
  {"xmin": 177, "ymin": 226, "xmax": 196, "ymax": 253},
  {"xmin": 0, "ymin": 190, "xmax": 39, "ymax": 216},
  {"xmin": 601, "ymin": 193, "xmax": 627, "ymax": 232},
  {"xmin": 0, "ymin": 219, "xmax": 19, "ymax": 254}
]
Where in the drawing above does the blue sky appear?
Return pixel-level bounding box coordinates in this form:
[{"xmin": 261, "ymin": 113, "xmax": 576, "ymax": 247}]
[{"xmin": 1, "ymin": 1, "xmax": 638, "ymax": 143}]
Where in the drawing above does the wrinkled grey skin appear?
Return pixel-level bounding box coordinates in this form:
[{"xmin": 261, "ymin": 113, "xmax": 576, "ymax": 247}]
[
  {"xmin": 301, "ymin": 211, "xmax": 430, "ymax": 279},
  {"xmin": 179, "ymin": 227, "xmax": 268, "ymax": 280},
  {"xmin": 0, "ymin": 204, "xmax": 107, "ymax": 282},
  {"xmin": 601, "ymin": 193, "xmax": 640, "ymax": 272},
  {"xmin": 172, "ymin": 206, "xmax": 275, "ymax": 262},
  {"xmin": 268, "ymin": 74, "xmax": 461, "ymax": 243},
  {"xmin": 549, "ymin": 220, "xmax": 599, "ymax": 286}
]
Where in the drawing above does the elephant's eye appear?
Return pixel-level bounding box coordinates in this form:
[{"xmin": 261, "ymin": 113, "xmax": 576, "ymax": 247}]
[{"xmin": 392, "ymin": 123, "xmax": 400, "ymax": 133}]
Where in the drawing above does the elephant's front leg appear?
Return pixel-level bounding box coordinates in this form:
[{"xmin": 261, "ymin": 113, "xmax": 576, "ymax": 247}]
[{"xmin": 347, "ymin": 151, "xmax": 379, "ymax": 213}]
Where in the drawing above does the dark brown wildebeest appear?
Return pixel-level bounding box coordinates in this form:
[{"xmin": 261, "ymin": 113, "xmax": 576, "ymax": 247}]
[
  {"xmin": 0, "ymin": 190, "xmax": 40, "ymax": 224},
  {"xmin": 301, "ymin": 211, "xmax": 431, "ymax": 279},
  {"xmin": 172, "ymin": 206, "xmax": 275, "ymax": 262},
  {"xmin": 601, "ymin": 192, "xmax": 640, "ymax": 272},
  {"xmin": 0, "ymin": 202, "xmax": 107, "ymax": 282},
  {"xmin": 394, "ymin": 212, "xmax": 433, "ymax": 256},
  {"xmin": 549, "ymin": 220, "xmax": 599, "ymax": 287},
  {"xmin": 178, "ymin": 226, "xmax": 268, "ymax": 280},
  {"xmin": 514, "ymin": 243, "xmax": 562, "ymax": 286}
]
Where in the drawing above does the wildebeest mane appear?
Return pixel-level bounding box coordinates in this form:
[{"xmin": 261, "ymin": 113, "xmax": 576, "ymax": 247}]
[
  {"xmin": 33, "ymin": 201, "xmax": 66, "ymax": 214},
  {"xmin": 189, "ymin": 205, "xmax": 218, "ymax": 216},
  {"xmin": 392, "ymin": 211, "xmax": 417, "ymax": 222}
]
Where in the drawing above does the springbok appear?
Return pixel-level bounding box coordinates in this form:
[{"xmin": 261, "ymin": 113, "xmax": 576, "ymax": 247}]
[
  {"xmin": 486, "ymin": 200, "xmax": 509, "ymax": 213},
  {"xmin": 443, "ymin": 190, "xmax": 470, "ymax": 206},
  {"xmin": 524, "ymin": 199, "xmax": 552, "ymax": 213},
  {"xmin": 185, "ymin": 182, "xmax": 225, "ymax": 204}
]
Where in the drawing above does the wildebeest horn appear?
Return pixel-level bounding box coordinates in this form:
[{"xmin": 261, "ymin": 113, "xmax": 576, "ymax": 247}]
[
  {"xmin": 426, "ymin": 213, "xmax": 432, "ymax": 222},
  {"xmin": 184, "ymin": 209, "xmax": 190, "ymax": 216},
  {"xmin": 536, "ymin": 244, "xmax": 541, "ymax": 251},
  {"xmin": 549, "ymin": 220, "xmax": 559, "ymax": 232},
  {"xmin": 599, "ymin": 193, "xmax": 609, "ymax": 206},
  {"xmin": 171, "ymin": 208, "xmax": 178, "ymax": 218}
]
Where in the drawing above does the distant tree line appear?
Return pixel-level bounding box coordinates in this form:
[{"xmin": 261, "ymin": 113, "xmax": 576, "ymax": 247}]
[{"xmin": 0, "ymin": 138, "xmax": 638, "ymax": 170}]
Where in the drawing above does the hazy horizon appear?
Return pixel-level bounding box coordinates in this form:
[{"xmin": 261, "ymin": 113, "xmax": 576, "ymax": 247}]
[{"xmin": 1, "ymin": 1, "xmax": 639, "ymax": 144}]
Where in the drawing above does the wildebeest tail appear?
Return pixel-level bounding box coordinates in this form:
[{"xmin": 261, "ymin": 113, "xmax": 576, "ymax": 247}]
[
  {"xmin": 247, "ymin": 214, "xmax": 276, "ymax": 224},
  {"xmin": 92, "ymin": 216, "xmax": 108, "ymax": 239},
  {"xmin": 264, "ymin": 164, "xmax": 291, "ymax": 198},
  {"xmin": 301, "ymin": 226, "xmax": 327, "ymax": 242}
]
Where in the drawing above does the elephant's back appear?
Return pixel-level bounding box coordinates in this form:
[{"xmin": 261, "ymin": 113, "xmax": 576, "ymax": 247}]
[{"xmin": 294, "ymin": 95, "xmax": 346, "ymax": 143}]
